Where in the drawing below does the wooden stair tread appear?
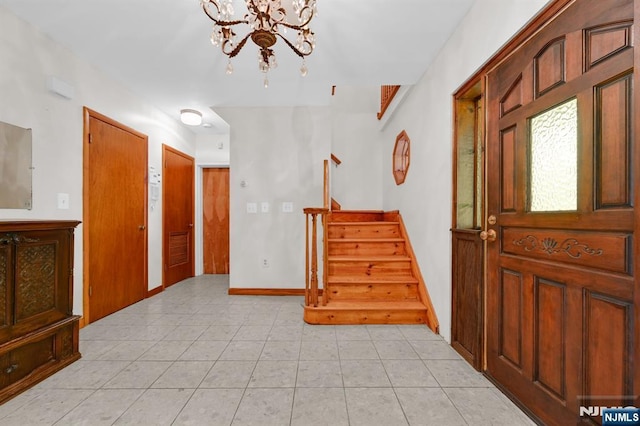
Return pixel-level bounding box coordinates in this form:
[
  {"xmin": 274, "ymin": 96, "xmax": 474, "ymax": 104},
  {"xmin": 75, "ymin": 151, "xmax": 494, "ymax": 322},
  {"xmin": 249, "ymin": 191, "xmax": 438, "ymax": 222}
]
[
  {"xmin": 328, "ymin": 255, "xmax": 411, "ymax": 262},
  {"xmin": 329, "ymin": 221, "xmax": 399, "ymax": 226},
  {"xmin": 332, "ymin": 210, "xmax": 384, "ymax": 214},
  {"xmin": 328, "ymin": 238, "xmax": 404, "ymax": 243},
  {"xmin": 328, "ymin": 276, "xmax": 418, "ymax": 283},
  {"xmin": 311, "ymin": 300, "xmax": 427, "ymax": 310}
]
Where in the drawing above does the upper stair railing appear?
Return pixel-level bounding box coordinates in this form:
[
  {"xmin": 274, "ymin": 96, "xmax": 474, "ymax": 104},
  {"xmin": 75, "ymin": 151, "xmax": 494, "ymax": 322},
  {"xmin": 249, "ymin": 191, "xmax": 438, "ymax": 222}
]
[
  {"xmin": 377, "ymin": 85, "xmax": 401, "ymax": 120},
  {"xmin": 303, "ymin": 159, "xmax": 330, "ymax": 307}
]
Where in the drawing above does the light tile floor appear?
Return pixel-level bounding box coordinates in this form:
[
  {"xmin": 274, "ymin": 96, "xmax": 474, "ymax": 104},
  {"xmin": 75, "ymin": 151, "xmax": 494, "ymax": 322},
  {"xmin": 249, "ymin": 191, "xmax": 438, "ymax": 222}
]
[{"xmin": 0, "ymin": 275, "xmax": 536, "ymax": 425}]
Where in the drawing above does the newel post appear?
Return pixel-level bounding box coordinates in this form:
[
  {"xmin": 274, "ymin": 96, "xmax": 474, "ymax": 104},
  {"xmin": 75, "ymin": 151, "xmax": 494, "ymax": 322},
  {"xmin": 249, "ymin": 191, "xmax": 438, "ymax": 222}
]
[{"xmin": 304, "ymin": 207, "xmax": 328, "ymax": 307}]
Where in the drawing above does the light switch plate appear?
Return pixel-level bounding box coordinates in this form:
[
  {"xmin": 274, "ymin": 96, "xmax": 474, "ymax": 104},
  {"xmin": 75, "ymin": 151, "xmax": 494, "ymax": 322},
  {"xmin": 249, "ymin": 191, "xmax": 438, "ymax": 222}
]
[
  {"xmin": 246, "ymin": 202, "xmax": 257, "ymax": 213},
  {"xmin": 282, "ymin": 202, "xmax": 293, "ymax": 213},
  {"xmin": 261, "ymin": 202, "xmax": 269, "ymax": 213},
  {"xmin": 57, "ymin": 193, "xmax": 69, "ymax": 210}
]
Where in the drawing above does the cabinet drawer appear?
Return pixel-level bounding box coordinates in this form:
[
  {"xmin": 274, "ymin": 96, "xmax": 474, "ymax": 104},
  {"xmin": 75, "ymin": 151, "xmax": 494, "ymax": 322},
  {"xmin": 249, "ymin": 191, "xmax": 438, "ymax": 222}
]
[{"xmin": 0, "ymin": 335, "xmax": 55, "ymax": 389}]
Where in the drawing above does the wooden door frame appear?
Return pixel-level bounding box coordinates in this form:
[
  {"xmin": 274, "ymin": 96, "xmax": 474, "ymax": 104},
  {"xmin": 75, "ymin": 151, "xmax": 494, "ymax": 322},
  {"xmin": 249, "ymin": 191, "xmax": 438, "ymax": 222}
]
[
  {"xmin": 451, "ymin": 76, "xmax": 486, "ymax": 371},
  {"xmin": 82, "ymin": 107, "xmax": 148, "ymax": 327},
  {"xmin": 161, "ymin": 144, "xmax": 195, "ymax": 287},
  {"xmin": 451, "ymin": 0, "xmax": 577, "ymax": 365}
]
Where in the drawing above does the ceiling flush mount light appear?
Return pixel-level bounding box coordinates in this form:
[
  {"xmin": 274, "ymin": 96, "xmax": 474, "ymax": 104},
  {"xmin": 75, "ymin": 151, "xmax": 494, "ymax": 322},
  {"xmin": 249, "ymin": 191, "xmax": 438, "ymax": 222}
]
[
  {"xmin": 180, "ymin": 109, "xmax": 203, "ymax": 126},
  {"xmin": 201, "ymin": 0, "xmax": 317, "ymax": 87}
]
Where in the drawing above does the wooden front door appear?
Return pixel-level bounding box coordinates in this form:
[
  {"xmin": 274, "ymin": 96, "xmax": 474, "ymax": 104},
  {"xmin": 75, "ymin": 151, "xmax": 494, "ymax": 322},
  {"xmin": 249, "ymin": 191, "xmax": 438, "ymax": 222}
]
[
  {"xmin": 162, "ymin": 145, "xmax": 195, "ymax": 287},
  {"xmin": 485, "ymin": 0, "xmax": 638, "ymax": 424},
  {"xmin": 84, "ymin": 108, "xmax": 147, "ymax": 323},
  {"xmin": 203, "ymin": 167, "xmax": 230, "ymax": 274}
]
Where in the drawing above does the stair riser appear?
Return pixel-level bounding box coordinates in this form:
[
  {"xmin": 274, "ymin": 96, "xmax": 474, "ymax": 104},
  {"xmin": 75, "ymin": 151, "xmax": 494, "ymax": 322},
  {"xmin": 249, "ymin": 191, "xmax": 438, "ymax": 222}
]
[
  {"xmin": 328, "ymin": 225, "xmax": 400, "ymax": 239},
  {"xmin": 328, "ymin": 242, "xmax": 407, "ymax": 256},
  {"xmin": 304, "ymin": 308, "xmax": 427, "ymax": 325},
  {"xmin": 328, "ymin": 283, "xmax": 418, "ymax": 301},
  {"xmin": 328, "ymin": 261, "xmax": 413, "ymax": 278},
  {"xmin": 329, "ymin": 212, "xmax": 385, "ymax": 222}
]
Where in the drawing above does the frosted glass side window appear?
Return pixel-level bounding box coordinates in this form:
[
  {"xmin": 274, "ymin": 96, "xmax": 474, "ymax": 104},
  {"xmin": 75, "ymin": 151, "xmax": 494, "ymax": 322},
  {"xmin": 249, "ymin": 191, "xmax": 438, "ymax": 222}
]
[{"xmin": 530, "ymin": 98, "xmax": 577, "ymax": 212}]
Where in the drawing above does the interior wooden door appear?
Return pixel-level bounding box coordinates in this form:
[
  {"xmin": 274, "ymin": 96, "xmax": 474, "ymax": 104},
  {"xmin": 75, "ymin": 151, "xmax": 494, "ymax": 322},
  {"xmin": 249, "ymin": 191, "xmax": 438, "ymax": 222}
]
[
  {"xmin": 162, "ymin": 145, "xmax": 195, "ymax": 287},
  {"xmin": 485, "ymin": 1, "xmax": 638, "ymax": 424},
  {"xmin": 84, "ymin": 109, "xmax": 147, "ymax": 323},
  {"xmin": 203, "ymin": 167, "xmax": 230, "ymax": 274}
]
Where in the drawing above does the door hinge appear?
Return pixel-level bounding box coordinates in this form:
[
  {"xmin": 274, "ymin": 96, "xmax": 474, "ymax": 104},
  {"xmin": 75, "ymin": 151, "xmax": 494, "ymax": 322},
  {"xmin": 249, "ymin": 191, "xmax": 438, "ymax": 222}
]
[
  {"xmin": 89, "ymin": 285, "xmax": 93, "ymax": 297},
  {"xmin": 88, "ymin": 133, "xmax": 93, "ymax": 144}
]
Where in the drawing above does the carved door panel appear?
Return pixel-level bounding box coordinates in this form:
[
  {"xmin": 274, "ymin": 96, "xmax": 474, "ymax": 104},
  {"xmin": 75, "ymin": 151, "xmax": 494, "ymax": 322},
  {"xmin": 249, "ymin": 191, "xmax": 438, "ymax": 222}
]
[
  {"xmin": 0, "ymin": 229, "xmax": 71, "ymax": 342},
  {"xmin": 485, "ymin": 0, "xmax": 637, "ymax": 424},
  {"xmin": 0, "ymin": 243, "xmax": 10, "ymax": 335},
  {"xmin": 163, "ymin": 145, "xmax": 195, "ymax": 287},
  {"xmin": 13, "ymin": 230, "xmax": 70, "ymax": 328}
]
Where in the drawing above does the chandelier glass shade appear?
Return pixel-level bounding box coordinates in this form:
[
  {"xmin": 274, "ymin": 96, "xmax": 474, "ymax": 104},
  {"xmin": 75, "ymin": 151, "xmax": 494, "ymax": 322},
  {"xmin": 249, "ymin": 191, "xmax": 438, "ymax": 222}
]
[{"xmin": 201, "ymin": 0, "xmax": 317, "ymax": 85}]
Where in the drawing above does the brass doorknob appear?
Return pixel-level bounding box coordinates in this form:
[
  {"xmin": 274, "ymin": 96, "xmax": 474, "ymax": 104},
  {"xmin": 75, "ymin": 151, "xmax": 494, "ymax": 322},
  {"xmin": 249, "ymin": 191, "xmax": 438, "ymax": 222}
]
[
  {"xmin": 138, "ymin": 225, "xmax": 146, "ymax": 230},
  {"xmin": 480, "ymin": 229, "xmax": 497, "ymax": 242}
]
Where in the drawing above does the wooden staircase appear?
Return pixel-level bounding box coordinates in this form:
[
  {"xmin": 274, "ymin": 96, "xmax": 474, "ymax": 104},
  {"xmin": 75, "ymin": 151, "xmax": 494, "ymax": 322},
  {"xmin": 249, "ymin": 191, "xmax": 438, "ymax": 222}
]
[{"xmin": 303, "ymin": 210, "xmax": 439, "ymax": 332}]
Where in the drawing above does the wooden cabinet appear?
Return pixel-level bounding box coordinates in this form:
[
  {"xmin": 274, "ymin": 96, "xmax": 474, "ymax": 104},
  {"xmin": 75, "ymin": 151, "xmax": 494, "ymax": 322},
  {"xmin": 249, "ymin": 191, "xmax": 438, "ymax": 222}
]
[{"xmin": 0, "ymin": 221, "xmax": 80, "ymax": 403}]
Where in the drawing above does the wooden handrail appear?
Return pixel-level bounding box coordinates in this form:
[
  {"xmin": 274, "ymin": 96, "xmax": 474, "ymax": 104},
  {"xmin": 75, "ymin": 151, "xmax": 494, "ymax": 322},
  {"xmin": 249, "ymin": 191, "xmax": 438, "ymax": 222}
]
[{"xmin": 377, "ymin": 85, "xmax": 401, "ymax": 120}]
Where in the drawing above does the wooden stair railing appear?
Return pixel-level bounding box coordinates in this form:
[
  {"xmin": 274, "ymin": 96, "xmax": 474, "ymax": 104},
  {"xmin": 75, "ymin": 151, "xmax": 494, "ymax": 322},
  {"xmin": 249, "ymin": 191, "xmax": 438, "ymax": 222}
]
[
  {"xmin": 377, "ymin": 85, "xmax": 401, "ymax": 120},
  {"xmin": 304, "ymin": 159, "xmax": 330, "ymax": 307}
]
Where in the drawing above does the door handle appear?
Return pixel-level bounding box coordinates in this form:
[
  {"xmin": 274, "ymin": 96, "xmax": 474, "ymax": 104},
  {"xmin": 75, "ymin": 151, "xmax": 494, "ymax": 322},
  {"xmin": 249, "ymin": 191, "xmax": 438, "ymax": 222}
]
[
  {"xmin": 480, "ymin": 229, "xmax": 497, "ymax": 242},
  {"xmin": 188, "ymin": 224, "xmax": 193, "ymax": 228},
  {"xmin": 138, "ymin": 225, "xmax": 146, "ymax": 230}
]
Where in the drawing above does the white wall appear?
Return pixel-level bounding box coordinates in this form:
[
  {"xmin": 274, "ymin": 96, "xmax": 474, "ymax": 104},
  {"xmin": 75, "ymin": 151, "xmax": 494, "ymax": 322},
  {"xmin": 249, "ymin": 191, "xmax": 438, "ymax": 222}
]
[
  {"xmin": 216, "ymin": 106, "xmax": 330, "ymax": 289},
  {"xmin": 330, "ymin": 86, "xmax": 383, "ymax": 210},
  {"xmin": 379, "ymin": 0, "xmax": 549, "ymax": 341},
  {"xmin": 0, "ymin": 7, "xmax": 196, "ymax": 314}
]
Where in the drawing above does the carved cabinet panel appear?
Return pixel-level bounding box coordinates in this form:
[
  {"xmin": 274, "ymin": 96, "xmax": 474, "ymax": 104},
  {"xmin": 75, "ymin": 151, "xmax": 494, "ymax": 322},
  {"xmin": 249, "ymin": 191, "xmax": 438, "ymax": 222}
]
[{"xmin": 0, "ymin": 221, "xmax": 80, "ymax": 403}]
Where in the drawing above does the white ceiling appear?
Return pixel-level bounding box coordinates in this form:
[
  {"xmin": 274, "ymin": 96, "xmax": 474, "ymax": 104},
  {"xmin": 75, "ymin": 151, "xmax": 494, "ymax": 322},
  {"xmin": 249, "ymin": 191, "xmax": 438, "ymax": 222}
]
[{"xmin": 0, "ymin": 0, "xmax": 475, "ymax": 133}]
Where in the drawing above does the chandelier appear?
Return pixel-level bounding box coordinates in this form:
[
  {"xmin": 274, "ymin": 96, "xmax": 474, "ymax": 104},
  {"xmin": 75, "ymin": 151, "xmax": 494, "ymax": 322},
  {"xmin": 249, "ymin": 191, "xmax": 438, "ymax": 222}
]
[{"xmin": 201, "ymin": 0, "xmax": 317, "ymax": 87}]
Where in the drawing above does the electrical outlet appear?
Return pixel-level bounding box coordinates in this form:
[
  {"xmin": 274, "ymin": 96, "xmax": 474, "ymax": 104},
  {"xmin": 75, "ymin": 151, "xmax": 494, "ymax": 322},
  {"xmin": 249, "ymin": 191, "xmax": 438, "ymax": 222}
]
[
  {"xmin": 282, "ymin": 202, "xmax": 293, "ymax": 213},
  {"xmin": 246, "ymin": 202, "xmax": 257, "ymax": 213},
  {"xmin": 262, "ymin": 258, "xmax": 269, "ymax": 268},
  {"xmin": 261, "ymin": 202, "xmax": 269, "ymax": 213}
]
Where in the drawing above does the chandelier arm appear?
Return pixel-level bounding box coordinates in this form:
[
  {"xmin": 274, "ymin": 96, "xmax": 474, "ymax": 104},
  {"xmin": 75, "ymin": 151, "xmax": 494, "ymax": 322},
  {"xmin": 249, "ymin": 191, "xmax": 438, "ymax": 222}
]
[
  {"xmin": 201, "ymin": 1, "xmax": 221, "ymax": 19},
  {"xmin": 225, "ymin": 33, "xmax": 252, "ymax": 58},
  {"xmin": 201, "ymin": 2, "xmax": 248, "ymax": 26},
  {"xmin": 275, "ymin": 33, "xmax": 311, "ymax": 58},
  {"xmin": 286, "ymin": 6, "xmax": 314, "ymax": 29},
  {"xmin": 278, "ymin": 11, "xmax": 314, "ymax": 31}
]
